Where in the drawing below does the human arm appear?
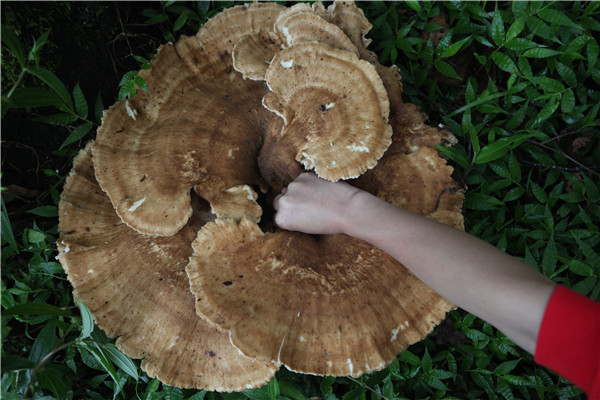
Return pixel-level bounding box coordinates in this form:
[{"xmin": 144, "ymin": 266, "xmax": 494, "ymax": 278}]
[{"xmin": 272, "ymin": 173, "xmax": 557, "ymax": 354}]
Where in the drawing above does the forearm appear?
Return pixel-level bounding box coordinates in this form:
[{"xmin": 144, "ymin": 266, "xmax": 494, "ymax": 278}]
[{"xmin": 345, "ymin": 191, "xmax": 556, "ymax": 354}]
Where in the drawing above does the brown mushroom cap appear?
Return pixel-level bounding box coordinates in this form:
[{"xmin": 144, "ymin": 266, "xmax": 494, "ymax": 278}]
[
  {"xmin": 93, "ymin": 4, "xmax": 284, "ymax": 236},
  {"xmin": 261, "ymin": 42, "xmax": 392, "ymax": 182},
  {"xmin": 58, "ymin": 142, "xmax": 277, "ymax": 391},
  {"xmin": 186, "ymin": 149, "xmax": 462, "ymax": 377},
  {"xmin": 176, "ymin": 3, "xmax": 285, "ymax": 77},
  {"xmin": 209, "ymin": 184, "xmax": 262, "ymax": 223},
  {"xmin": 233, "ymin": 31, "xmax": 283, "ymax": 81},
  {"xmin": 275, "ymin": 3, "xmax": 358, "ymax": 55}
]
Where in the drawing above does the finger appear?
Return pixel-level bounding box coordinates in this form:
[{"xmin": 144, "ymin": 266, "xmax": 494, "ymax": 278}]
[{"xmin": 273, "ymin": 193, "xmax": 281, "ymax": 211}]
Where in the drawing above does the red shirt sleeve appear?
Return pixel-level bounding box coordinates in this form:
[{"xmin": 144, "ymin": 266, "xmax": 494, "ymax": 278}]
[{"xmin": 534, "ymin": 285, "xmax": 600, "ymax": 399}]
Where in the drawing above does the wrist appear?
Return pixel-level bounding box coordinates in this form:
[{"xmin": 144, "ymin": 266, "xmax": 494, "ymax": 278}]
[{"xmin": 340, "ymin": 189, "xmax": 378, "ymax": 238}]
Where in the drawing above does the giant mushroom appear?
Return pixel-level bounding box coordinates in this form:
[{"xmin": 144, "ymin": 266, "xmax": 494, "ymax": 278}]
[{"xmin": 57, "ymin": 0, "xmax": 464, "ymax": 391}]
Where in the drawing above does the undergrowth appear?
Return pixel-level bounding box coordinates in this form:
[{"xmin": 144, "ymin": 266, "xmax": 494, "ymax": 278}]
[{"xmin": 2, "ymin": 1, "xmax": 599, "ymax": 399}]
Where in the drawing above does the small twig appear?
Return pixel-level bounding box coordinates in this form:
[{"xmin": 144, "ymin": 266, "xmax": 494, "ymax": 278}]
[
  {"xmin": 23, "ymin": 340, "xmax": 76, "ymax": 398},
  {"xmin": 518, "ymin": 159, "xmax": 593, "ymax": 172},
  {"xmin": 540, "ymin": 124, "xmax": 598, "ymax": 145},
  {"xmin": 346, "ymin": 377, "xmax": 389, "ymax": 400},
  {"xmin": 528, "ymin": 140, "xmax": 600, "ymax": 178}
]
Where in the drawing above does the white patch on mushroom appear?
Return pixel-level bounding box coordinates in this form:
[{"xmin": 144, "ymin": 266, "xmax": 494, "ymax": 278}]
[
  {"xmin": 280, "ymin": 59, "xmax": 294, "ymax": 68},
  {"xmin": 227, "ymin": 147, "xmax": 239, "ymax": 159},
  {"xmin": 331, "ymin": 161, "xmax": 337, "ymax": 166},
  {"xmin": 63, "ymin": 245, "xmax": 70, "ymax": 253},
  {"xmin": 128, "ymin": 197, "xmax": 146, "ymax": 212},
  {"xmin": 281, "ymin": 26, "xmax": 293, "ymax": 45},
  {"xmin": 277, "ymin": 334, "xmax": 286, "ymax": 364},
  {"xmin": 330, "ymin": 142, "xmax": 333, "ymax": 147},
  {"xmin": 125, "ymin": 100, "xmax": 137, "ymax": 121},
  {"xmin": 409, "ymin": 145, "xmax": 419, "ymax": 152},
  {"xmin": 297, "ymin": 312, "xmax": 301, "ymax": 317},
  {"xmin": 346, "ymin": 141, "xmax": 370, "ymax": 153},
  {"xmin": 87, "ymin": 269, "xmax": 94, "ymax": 274},
  {"xmin": 390, "ymin": 327, "xmax": 400, "ymax": 342},
  {"xmin": 347, "ymin": 358, "xmax": 354, "ymax": 376},
  {"xmin": 438, "ymin": 123, "xmax": 444, "ymax": 128},
  {"xmin": 324, "ymin": 103, "xmax": 335, "ymax": 110},
  {"xmin": 243, "ymin": 186, "xmax": 255, "ymax": 201},
  {"xmin": 262, "ymin": 97, "xmax": 287, "ymax": 124},
  {"xmin": 300, "ymin": 152, "xmax": 315, "ymax": 169},
  {"xmin": 299, "ymin": 335, "xmax": 306, "ymax": 342},
  {"xmin": 167, "ymin": 335, "xmax": 180, "ymax": 350}
]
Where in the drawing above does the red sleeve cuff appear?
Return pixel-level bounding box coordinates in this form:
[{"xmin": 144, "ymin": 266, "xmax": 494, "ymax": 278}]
[{"xmin": 534, "ymin": 285, "xmax": 600, "ymax": 399}]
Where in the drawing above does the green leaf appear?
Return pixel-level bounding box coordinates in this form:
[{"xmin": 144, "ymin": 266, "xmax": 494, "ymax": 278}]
[
  {"xmin": 561, "ymin": 88, "xmax": 576, "ymax": 113},
  {"xmin": 504, "ymin": 186, "xmax": 525, "ymax": 202},
  {"xmin": 494, "ymin": 359, "xmax": 520, "ymax": 375},
  {"xmin": 523, "ymin": 48, "xmax": 561, "ymax": 58},
  {"xmin": 8, "ymin": 87, "xmax": 64, "ymax": 109},
  {"xmin": 1, "ymin": 198, "xmax": 18, "ymax": 253},
  {"xmin": 267, "ymin": 377, "xmax": 279, "ymax": 400},
  {"xmin": 567, "ymin": 260, "xmax": 594, "ymax": 276},
  {"xmin": 405, "ymin": 0, "xmax": 420, "ymax": 12},
  {"xmin": 75, "ymin": 297, "xmax": 95, "ymax": 339},
  {"xmin": 342, "ymin": 388, "xmax": 366, "ymax": 400},
  {"xmin": 1, "ymin": 25, "xmax": 26, "ymax": 67},
  {"xmin": 26, "ymin": 205, "xmax": 58, "ymax": 217},
  {"xmin": 279, "ymin": 381, "xmax": 308, "ymax": 400},
  {"xmin": 27, "ymin": 228, "xmax": 46, "ymax": 243},
  {"xmin": 587, "ymin": 38, "xmax": 599, "ymax": 68},
  {"xmin": 490, "ymin": 4, "xmax": 505, "ymax": 46},
  {"xmin": 465, "ymin": 192, "xmax": 504, "ymax": 210},
  {"xmin": 537, "ymin": 8, "xmax": 581, "ymax": 29},
  {"xmin": 492, "ymin": 52, "xmax": 518, "ymax": 74},
  {"xmin": 527, "ymin": 76, "xmax": 565, "ymax": 93},
  {"xmin": 542, "ymin": 236, "xmax": 557, "ymax": 276},
  {"xmin": 506, "ymin": 101, "xmax": 528, "ymax": 130},
  {"xmin": 188, "ymin": 390, "xmax": 208, "ymax": 400},
  {"xmin": 474, "ymin": 134, "xmax": 534, "ymax": 164},
  {"xmin": 29, "ymin": 320, "xmax": 58, "ymax": 363},
  {"xmin": 3, "ymin": 303, "xmax": 72, "ymax": 316},
  {"xmin": 142, "ymin": 378, "xmax": 161, "ymax": 400},
  {"xmin": 440, "ymin": 36, "xmax": 471, "ymax": 58},
  {"xmin": 506, "ymin": 17, "xmax": 525, "ymax": 42},
  {"xmin": 135, "ymin": 75, "xmax": 150, "ymax": 93},
  {"xmin": 103, "ymin": 343, "xmax": 139, "ymax": 381},
  {"xmin": 37, "ymin": 365, "xmax": 69, "ymax": 400},
  {"xmin": 532, "ymin": 94, "xmax": 560, "ymax": 126},
  {"xmin": 556, "ymin": 63, "xmax": 577, "ymax": 87},
  {"xmin": 437, "ymin": 145, "xmax": 471, "ymax": 170},
  {"xmin": 434, "ymin": 59, "xmax": 461, "ymax": 79},
  {"xmin": 60, "ymin": 121, "xmax": 93, "ymax": 149},
  {"xmin": 73, "ymin": 83, "xmax": 88, "ymax": 118},
  {"xmin": 502, "ymin": 375, "xmax": 534, "ymax": 387},
  {"xmin": 25, "ymin": 66, "xmax": 74, "ymax": 111},
  {"xmin": 34, "ymin": 112, "xmax": 79, "ymax": 125},
  {"xmin": 572, "ymin": 233, "xmax": 600, "ymax": 266},
  {"xmin": 530, "ymin": 180, "xmax": 548, "ymax": 203},
  {"xmin": 173, "ymin": 11, "xmax": 188, "ymax": 31},
  {"xmin": 399, "ymin": 350, "xmax": 421, "ymax": 366},
  {"xmin": 146, "ymin": 13, "xmax": 169, "ymax": 24},
  {"xmin": 0, "ymin": 355, "xmax": 36, "ymax": 371},
  {"xmin": 505, "ymin": 38, "xmax": 540, "ymax": 51}
]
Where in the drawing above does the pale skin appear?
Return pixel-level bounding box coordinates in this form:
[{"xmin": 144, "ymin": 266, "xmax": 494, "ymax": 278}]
[{"xmin": 273, "ymin": 172, "xmax": 557, "ymax": 355}]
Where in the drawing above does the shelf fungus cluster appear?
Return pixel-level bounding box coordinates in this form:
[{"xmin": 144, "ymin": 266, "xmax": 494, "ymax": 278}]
[{"xmin": 57, "ymin": 1, "xmax": 464, "ymax": 392}]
